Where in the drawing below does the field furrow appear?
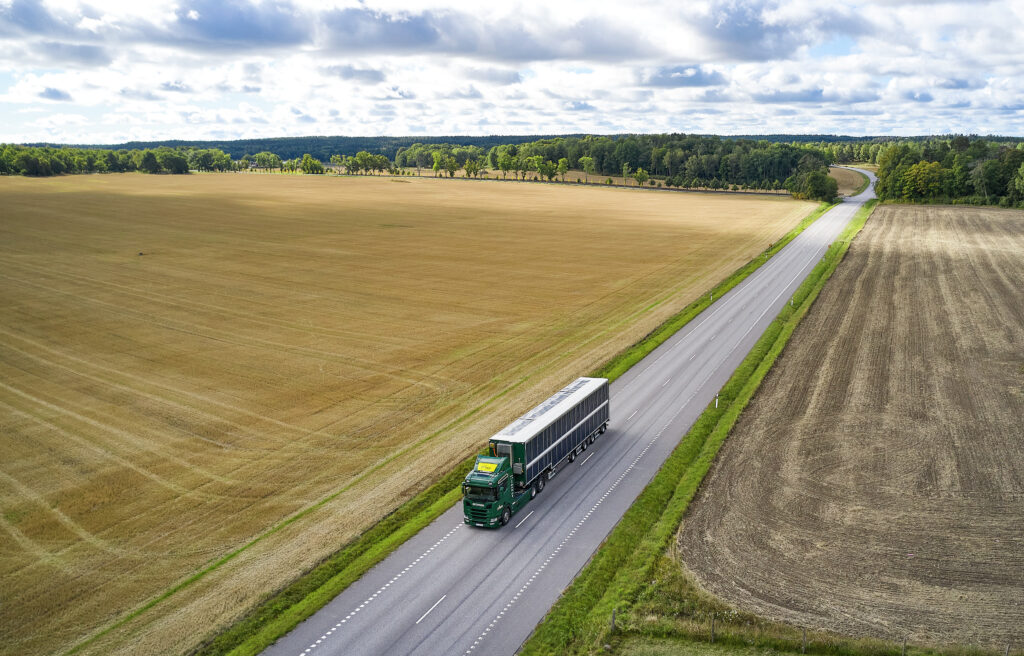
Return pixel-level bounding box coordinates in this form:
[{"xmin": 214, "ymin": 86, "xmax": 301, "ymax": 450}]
[
  {"xmin": 0, "ymin": 173, "xmax": 814, "ymax": 655},
  {"xmin": 680, "ymin": 205, "xmax": 1024, "ymax": 646}
]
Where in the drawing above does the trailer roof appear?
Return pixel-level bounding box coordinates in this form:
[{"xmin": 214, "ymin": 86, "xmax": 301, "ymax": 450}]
[{"xmin": 492, "ymin": 377, "xmax": 606, "ymax": 444}]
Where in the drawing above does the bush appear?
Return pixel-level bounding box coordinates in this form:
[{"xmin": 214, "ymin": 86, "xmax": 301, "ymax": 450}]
[{"xmin": 785, "ymin": 168, "xmax": 839, "ymax": 202}]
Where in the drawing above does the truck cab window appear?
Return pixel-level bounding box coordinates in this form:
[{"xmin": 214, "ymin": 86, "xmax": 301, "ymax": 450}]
[{"xmin": 465, "ymin": 485, "xmax": 497, "ymax": 500}]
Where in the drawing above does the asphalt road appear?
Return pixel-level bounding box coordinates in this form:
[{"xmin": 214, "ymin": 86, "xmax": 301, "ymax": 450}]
[{"xmin": 263, "ymin": 169, "xmax": 877, "ymax": 656}]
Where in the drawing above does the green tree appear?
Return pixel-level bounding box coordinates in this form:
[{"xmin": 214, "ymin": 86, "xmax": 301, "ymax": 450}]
[
  {"xmin": 1012, "ymin": 162, "xmax": 1024, "ymax": 201},
  {"xmin": 538, "ymin": 159, "xmax": 557, "ymax": 181},
  {"xmin": 515, "ymin": 156, "xmax": 529, "ymax": 180},
  {"xmin": 578, "ymin": 156, "xmax": 595, "ymax": 183},
  {"xmin": 802, "ymin": 170, "xmax": 839, "ymax": 202},
  {"xmin": 498, "ymin": 153, "xmax": 513, "ymax": 179},
  {"xmin": 632, "ymin": 168, "xmax": 649, "ymax": 187},
  {"xmin": 443, "ymin": 155, "xmax": 458, "ymax": 178},
  {"xmin": 557, "ymin": 157, "xmax": 568, "ymax": 182},
  {"xmin": 301, "ymin": 153, "xmax": 325, "ymax": 174},
  {"xmin": 252, "ymin": 151, "xmax": 281, "ymax": 172},
  {"xmin": 137, "ymin": 150, "xmax": 160, "ymax": 174},
  {"xmin": 527, "ymin": 155, "xmax": 543, "ymax": 180},
  {"xmin": 354, "ymin": 151, "xmax": 374, "ymax": 174},
  {"xmin": 622, "ymin": 162, "xmax": 631, "ymax": 183},
  {"xmin": 13, "ymin": 150, "xmax": 44, "ymax": 175},
  {"xmin": 901, "ymin": 161, "xmax": 947, "ymax": 200}
]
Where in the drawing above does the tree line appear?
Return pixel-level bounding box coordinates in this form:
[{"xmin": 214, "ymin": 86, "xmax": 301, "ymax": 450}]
[
  {"xmin": 11, "ymin": 133, "xmax": 1024, "ymax": 207},
  {"xmin": 0, "ymin": 137, "xmax": 840, "ymax": 202},
  {"xmin": 392, "ymin": 135, "xmax": 839, "ymax": 201},
  {"xmin": 0, "ymin": 144, "xmax": 233, "ymax": 176},
  {"xmin": 872, "ymin": 136, "xmax": 1024, "ymax": 207},
  {"xmin": 56, "ymin": 134, "xmax": 564, "ymax": 162}
]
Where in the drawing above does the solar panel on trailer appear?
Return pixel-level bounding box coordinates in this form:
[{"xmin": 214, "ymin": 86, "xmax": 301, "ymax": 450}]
[{"xmin": 494, "ymin": 377, "xmax": 607, "ymax": 444}]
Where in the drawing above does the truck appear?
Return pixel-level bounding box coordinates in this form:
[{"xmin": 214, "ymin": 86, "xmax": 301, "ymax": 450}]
[{"xmin": 462, "ymin": 377, "xmax": 610, "ymax": 528}]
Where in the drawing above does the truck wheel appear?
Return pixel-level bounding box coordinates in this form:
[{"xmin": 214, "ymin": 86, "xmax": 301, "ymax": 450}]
[
  {"xmin": 500, "ymin": 507, "xmax": 511, "ymax": 526},
  {"xmin": 568, "ymin": 449, "xmax": 575, "ymax": 463},
  {"xmin": 530, "ymin": 485, "xmax": 537, "ymax": 499},
  {"xmin": 536, "ymin": 475, "xmax": 545, "ymax": 493}
]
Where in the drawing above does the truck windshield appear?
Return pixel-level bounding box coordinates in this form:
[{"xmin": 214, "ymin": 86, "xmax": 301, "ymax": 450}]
[{"xmin": 464, "ymin": 485, "xmax": 497, "ymax": 500}]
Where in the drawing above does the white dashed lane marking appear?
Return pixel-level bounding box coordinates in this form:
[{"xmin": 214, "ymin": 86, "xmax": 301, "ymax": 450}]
[
  {"xmin": 296, "ymin": 523, "xmax": 461, "ymax": 655},
  {"xmin": 463, "ymin": 397, "xmax": 692, "ymax": 655},
  {"xmin": 416, "ymin": 595, "xmax": 447, "ymax": 625},
  {"xmin": 514, "ymin": 511, "xmax": 534, "ymax": 529}
]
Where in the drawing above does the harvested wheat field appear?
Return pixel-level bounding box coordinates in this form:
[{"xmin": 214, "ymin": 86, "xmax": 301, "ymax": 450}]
[
  {"xmin": 828, "ymin": 167, "xmax": 868, "ymax": 196},
  {"xmin": 0, "ymin": 173, "xmax": 814, "ymax": 656},
  {"xmin": 681, "ymin": 205, "xmax": 1024, "ymax": 647}
]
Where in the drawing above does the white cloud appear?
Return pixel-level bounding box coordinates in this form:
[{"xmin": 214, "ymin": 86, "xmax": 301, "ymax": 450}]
[{"xmin": 0, "ymin": 0, "xmax": 1021, "ymax": 142}]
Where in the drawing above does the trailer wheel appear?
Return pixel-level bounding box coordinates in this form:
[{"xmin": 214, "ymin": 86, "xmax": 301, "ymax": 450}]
[
  {"xmin": 600, "ymin": 423, "xmax": 607, "ymax": 434},
  {"xmin": 500, "ymin": 507, "xmax": 511, "ymax": 526},
  {"xmin": 580, "ymin": 439, "xmax": 588, "ymax": 451},
  {"xmin": 588, "ymin": 433, "xmax": 596, "ymax": 445},
  {"xmin": 568, "ymin": 449, "xmax": 575, "ymax": 463},
  {"xmin": 536, "ymin": 474, "xmax": 546, "ymax": 493}
]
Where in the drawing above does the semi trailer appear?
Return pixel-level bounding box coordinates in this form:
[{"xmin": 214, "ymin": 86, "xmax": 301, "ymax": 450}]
[{"xmin": 462, "ymin": 377, "xmax": 610, "ymax": 527}]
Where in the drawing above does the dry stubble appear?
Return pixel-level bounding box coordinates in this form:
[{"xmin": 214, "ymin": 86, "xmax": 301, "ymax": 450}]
[
  {"xmin": 0, "ymin": 173, "xmax": 813, "ymax": 655},
  {"xmin": 828, "ymin": 167, "xmax": 868, "ymax": 196}
]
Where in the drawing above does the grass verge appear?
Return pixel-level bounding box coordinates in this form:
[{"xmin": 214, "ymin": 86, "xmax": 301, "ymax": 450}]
[
  {"xmin": 127, "ymin": 200, "xmax": 829, "ymax": 656},
  {"xmin": 849, "ymin": 169, "xmax": 871, "ymax": 196},
  {"xmin": 519, "ymin": 199, "xmax": 878, "ymax": 656},
  {"xmin": 595, "ymin": 202, "xmax": 830, "ymax": 381},
  {"xmin": 191, "ymin": 458, "xmax": 477, "ymax": 656}
]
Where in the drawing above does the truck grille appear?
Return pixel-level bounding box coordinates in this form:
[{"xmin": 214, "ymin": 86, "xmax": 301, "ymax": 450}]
[{"xmin": 465, "ymin": 506, "xmax": 489, "ymax": 522}]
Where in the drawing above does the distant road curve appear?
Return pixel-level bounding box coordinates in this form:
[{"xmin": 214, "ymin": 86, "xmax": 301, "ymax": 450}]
[{"xmin": 262, "ymin": 169, "xmax": 878, "ymax": 656}]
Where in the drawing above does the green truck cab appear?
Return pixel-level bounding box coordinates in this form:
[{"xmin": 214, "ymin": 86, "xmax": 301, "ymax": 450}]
[
  {"xmin": 462, "ymin": 377, "xmax": 610, "ymax": 528},
  {"xmin": 462, "ymin": 456, "xmax": 536, "ymax": 527}
]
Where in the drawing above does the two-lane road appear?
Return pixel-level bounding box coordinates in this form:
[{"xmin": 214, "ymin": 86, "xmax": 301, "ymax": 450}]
[{"xmin": 264, "ymin": 169, "xmax": 877, "ymax": 656}]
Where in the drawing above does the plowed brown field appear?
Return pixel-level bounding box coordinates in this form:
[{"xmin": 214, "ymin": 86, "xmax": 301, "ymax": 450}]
[
  {"xmin": 0, "ymin": 173, "xmax": 813, "ymax": 656},
  {"xmin": 680, "ymin": 205, "xmax": 1024, "ymax": 646}
]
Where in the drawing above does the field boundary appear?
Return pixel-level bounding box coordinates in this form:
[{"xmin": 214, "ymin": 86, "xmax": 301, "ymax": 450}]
[
  {"xmin": 519, "ymin": 199, "xmax": 878, "ymax": 655},
  {"xmin": 249, "ymin": 169, "xmax": 796, "ymax": 197},
  {"xmin": 845, "ymin": 167, "xmax": 871, "ymax": 195},
  {"xmin": 62, "ymin": 200, "xmax": 829, "ymax": 656},
  {"xmin": 594, "ymin": 201, "xmax": 830, "ymax": 380}
]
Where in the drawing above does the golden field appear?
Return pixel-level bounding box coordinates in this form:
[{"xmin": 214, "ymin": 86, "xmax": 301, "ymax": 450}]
[
  {"xmin": 827, "ymin": 166, "xmax": 869, "ymax": 196},
  {"xmin": 0, "ymin": 173, "xmax": 814, "ymax": 655}
]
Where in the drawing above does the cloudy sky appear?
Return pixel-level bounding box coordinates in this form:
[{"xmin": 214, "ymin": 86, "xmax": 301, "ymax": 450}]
[{"xmin": 1, "ymin": 0, "xmax": 1022, "ymax": 144}]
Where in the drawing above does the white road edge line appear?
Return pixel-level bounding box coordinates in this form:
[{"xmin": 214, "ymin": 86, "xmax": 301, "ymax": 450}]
[
  {"xmin": 416, "ymin": 595, "xmax": 447, "ymax": 625},
  {"xmin": 621, "ymin": 197, "xmax": 847, "ymax": 394},
  {"xmin": 627, "ymin": 409, "xmax": 638, "ymax": 421},
  {"xmin": 579, "ymin": 453, "xmax": 594, "ymax": 467},
  {"xmin": 514, "ymin": 511, "xmax": 534, "ymax": 529}
]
